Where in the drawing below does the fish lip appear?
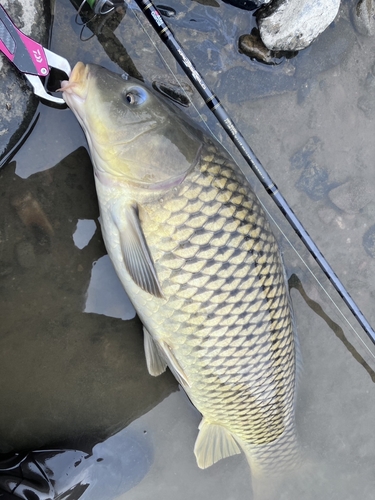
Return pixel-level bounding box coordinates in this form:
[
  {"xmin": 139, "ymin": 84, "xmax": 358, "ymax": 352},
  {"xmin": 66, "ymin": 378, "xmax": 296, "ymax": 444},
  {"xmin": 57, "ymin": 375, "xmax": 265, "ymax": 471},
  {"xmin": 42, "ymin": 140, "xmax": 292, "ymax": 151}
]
[{"xmin": 60, "ymin": 62, "xmax": 90, "ymax": 103}]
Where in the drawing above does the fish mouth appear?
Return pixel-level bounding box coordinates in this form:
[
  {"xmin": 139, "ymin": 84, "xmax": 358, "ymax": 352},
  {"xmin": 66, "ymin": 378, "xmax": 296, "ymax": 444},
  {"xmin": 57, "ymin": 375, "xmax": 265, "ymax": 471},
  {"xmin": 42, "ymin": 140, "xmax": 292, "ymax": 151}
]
[{"xmin": 60, "ymin": 62, "xmax": 90, "ymax": 103}]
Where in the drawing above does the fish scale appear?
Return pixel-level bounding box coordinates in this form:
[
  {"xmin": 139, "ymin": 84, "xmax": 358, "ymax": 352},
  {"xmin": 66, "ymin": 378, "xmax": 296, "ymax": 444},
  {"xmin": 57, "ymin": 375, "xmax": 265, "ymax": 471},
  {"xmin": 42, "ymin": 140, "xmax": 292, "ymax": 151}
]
[{"xmin": 138, "ymin": 139, "xmax": 296, "ymax": 450}]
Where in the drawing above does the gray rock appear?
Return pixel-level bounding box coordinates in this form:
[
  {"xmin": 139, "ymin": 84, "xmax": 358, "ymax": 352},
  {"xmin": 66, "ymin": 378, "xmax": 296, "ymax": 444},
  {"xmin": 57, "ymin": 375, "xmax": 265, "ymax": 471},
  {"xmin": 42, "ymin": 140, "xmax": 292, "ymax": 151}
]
[
  {"xmin": 258, "ymin": 0, "xmax": 341, "ymax": 51},
  {"xmin": 328, "ymin": 179, "xmax": 373, "ymax": 214},
  {"xmin": 352, "ymin": 0, "xmax": 375, "ymax": 36},
  {"xmin": 0, "ymin": 0, "xmax": 50, "ymax": 165}
]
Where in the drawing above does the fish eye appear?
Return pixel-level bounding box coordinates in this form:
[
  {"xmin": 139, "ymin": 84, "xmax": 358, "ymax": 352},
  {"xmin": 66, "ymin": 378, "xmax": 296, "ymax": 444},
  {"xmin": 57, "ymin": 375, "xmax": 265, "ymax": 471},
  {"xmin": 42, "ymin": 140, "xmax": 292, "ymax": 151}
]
[{"xmin": 124, "ymin": 87, "xmax": 147, "ymax": 106}]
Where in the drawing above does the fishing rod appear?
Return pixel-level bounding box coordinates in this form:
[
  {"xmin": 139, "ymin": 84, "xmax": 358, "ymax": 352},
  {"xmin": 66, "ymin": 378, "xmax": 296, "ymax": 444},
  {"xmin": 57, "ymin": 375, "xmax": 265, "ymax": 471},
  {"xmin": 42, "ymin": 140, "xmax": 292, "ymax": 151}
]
[{"xmin": 133, "ymin": 0, "xmax": 375, "ymax": 347}]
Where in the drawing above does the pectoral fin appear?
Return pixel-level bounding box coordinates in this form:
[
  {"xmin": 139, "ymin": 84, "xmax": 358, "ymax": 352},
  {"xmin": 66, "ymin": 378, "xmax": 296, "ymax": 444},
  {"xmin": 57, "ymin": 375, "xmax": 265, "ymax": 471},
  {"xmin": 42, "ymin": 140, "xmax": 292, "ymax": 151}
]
[
  {"xmin": 143, "ymin": 327, "xmax": 167, "ymax": 376},
  {"xmin": 116, "ymin": 204, "xmax": 163, "ymax": 298},
  {"xmin": 194, "ymin": 419, "xmax": 241, "ymax": 469}
]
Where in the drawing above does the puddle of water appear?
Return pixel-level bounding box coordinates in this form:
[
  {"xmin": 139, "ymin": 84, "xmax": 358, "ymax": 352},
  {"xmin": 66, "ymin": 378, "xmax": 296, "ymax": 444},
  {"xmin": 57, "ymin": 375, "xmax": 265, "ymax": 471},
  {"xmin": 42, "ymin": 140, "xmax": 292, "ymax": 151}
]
[
  {"xmin": 73, "ymin": 219, "xmax": 97, "ymax": 250},
  {"xmin": 85, "ymin": 255, "xmax": 136, "ymax": 320},
  {"xmin": 1, "ymin": 0, "xmax": 375, "ymax": 498}
]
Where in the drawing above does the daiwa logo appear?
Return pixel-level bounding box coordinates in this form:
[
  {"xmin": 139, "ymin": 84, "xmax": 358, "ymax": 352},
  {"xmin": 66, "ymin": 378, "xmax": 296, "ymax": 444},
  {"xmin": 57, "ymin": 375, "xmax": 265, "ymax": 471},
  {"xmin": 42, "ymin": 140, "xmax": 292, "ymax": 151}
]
[
  {"xmin": 151, "ymin": 10, "xmax": 163, "ymax": 27},
  {"xmin": 33, "ymin": 49, "xmax": 43, "ymax": 63}
]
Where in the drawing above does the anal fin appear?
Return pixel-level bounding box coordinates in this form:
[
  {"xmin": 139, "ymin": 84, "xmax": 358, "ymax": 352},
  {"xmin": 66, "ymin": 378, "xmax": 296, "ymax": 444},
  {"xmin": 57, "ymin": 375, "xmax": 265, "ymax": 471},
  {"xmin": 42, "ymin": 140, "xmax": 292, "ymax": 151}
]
[
  {"xmin": 143, "ymin": 327, "xmax": 167, "ymax": 377},
  {"xmin": 194, "ymin": 418, "xmax": 241, "ymax": 469}
]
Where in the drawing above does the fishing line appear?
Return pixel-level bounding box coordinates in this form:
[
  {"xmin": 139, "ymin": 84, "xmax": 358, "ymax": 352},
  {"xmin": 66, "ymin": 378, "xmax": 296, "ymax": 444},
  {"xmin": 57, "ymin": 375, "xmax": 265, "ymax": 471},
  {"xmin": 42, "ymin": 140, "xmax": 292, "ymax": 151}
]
[
  {"xmin": 133, "ymin": 6, "xmax": 375, "ymax": 360},
  {"xmin": 127, "ymin": 0, "xmax": 375, "ymax": 349}
]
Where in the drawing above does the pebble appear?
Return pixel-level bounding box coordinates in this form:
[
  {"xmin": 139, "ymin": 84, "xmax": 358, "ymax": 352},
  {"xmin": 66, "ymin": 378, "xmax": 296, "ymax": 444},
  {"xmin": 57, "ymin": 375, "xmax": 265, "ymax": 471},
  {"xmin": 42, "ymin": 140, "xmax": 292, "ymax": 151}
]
[
  {"xmin": 363, "ymin": 225, "xmax": 375, "ymax": 258},
  {"xmin": 11, "ymin": 191, "xmax": 53, "ymax": 237},
  {"xmin": 238, "ymin": 31, "xmax": 296, "ymax": 64},
  {"xmin": 257, "ymin": 0, "xmax": 341, "ymax": 51},
  {"xmin": 328, "ymin": 179, "xmax": 373, "ymax": 214},
  {"xmin": 352, "ymin": 0, "xmax": 375, "ymax": 36}
]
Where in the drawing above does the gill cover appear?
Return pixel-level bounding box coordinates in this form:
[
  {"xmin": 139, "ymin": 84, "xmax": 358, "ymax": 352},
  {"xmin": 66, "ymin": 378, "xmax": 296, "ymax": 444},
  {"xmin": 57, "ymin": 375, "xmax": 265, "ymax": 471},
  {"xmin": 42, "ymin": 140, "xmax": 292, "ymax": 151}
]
[{"xmin": 73, "ymin": 63, "xmax": 204, "ymax": 186}]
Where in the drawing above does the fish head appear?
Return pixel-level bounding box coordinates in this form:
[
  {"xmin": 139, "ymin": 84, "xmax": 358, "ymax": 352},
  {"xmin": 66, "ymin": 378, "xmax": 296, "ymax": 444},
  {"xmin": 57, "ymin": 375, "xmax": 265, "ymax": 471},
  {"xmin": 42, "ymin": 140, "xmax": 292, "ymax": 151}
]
[{"xmin": 62, "ymin": 62, "xmax": 203, "ymax": 189}]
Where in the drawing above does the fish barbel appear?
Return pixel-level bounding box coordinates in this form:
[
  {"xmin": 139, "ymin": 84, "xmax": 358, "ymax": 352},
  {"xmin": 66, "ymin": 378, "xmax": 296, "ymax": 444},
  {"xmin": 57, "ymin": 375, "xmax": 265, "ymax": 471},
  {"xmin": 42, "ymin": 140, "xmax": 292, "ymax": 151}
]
[{"xmin": 62, "ymin": 62, "xmax": 299, "ymax": 479}]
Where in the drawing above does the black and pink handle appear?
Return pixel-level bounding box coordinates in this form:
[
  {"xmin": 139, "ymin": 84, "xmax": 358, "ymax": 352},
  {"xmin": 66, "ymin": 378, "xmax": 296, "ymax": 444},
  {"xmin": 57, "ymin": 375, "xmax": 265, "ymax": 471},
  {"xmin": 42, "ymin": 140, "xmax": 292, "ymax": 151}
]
[{"xmin": 0, "ymin": 3, "xmax": 49, "ymax": 77}]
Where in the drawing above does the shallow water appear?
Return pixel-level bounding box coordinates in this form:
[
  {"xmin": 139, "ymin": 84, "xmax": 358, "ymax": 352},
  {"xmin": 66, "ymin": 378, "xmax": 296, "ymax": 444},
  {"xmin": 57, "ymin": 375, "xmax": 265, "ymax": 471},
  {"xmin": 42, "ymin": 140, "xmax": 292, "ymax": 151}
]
[{"xmin": 1, "ymin": 0, "xmax": 375, "ymax": 498}]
